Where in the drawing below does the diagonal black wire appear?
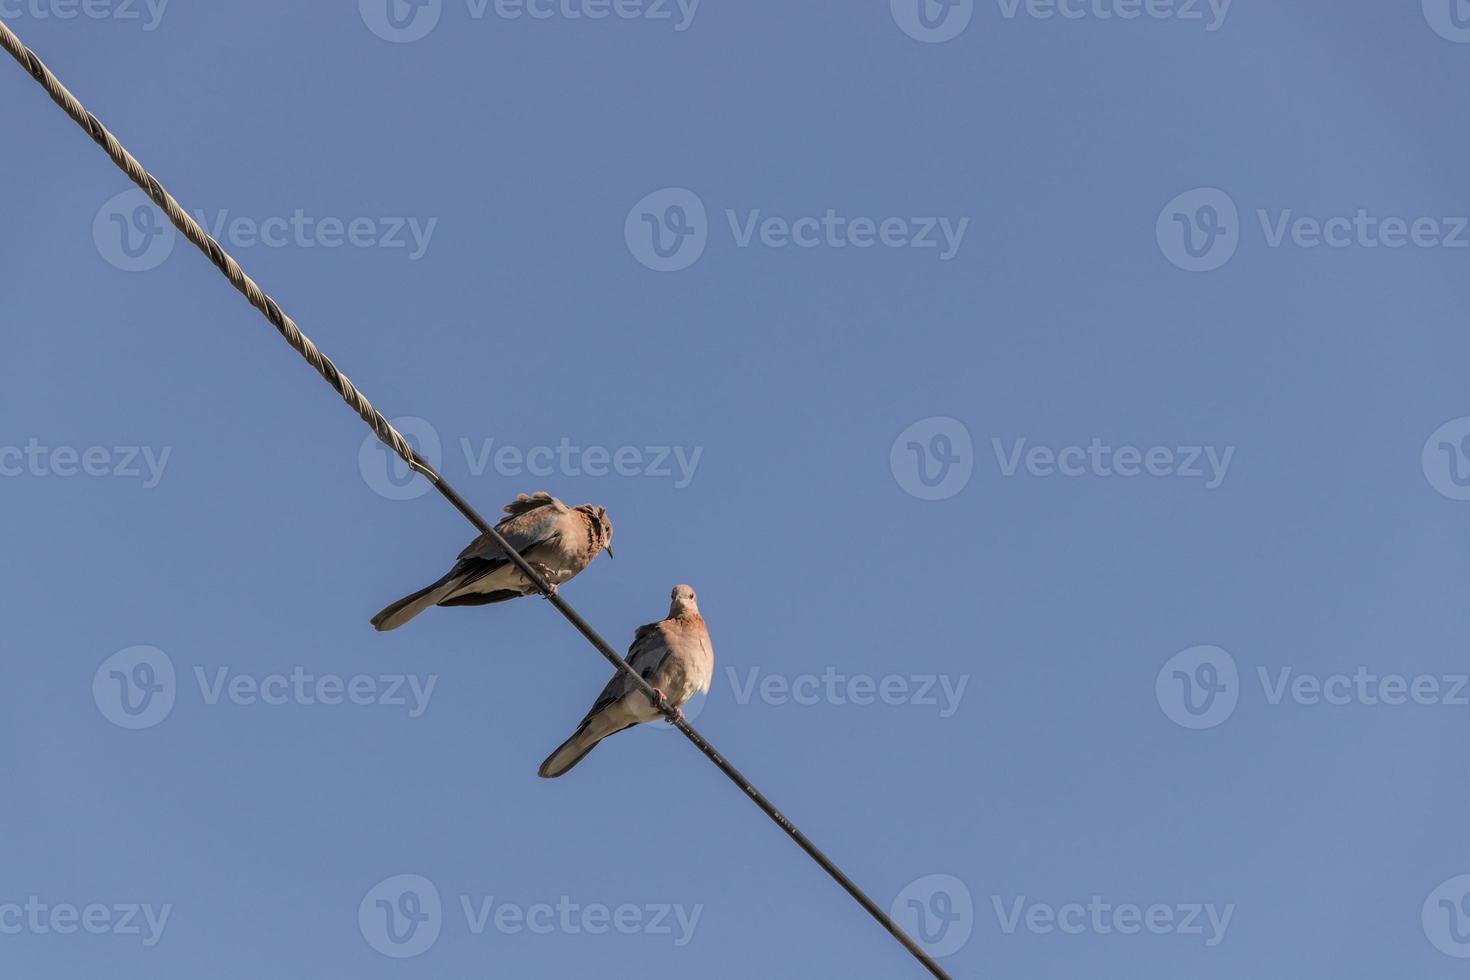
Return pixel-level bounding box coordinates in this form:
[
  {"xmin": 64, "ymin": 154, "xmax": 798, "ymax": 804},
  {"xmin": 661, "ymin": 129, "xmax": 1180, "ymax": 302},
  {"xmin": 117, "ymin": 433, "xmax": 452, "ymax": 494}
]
[{"xmin": 0, "ymin": 17, "xmax": 953, "ymax": 979}]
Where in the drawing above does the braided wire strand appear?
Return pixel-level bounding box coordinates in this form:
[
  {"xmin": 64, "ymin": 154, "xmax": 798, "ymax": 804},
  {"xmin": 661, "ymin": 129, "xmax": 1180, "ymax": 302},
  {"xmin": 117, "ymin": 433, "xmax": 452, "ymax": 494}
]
[
  {"xmin": 0, "ymin": 18, "xmax": 952, "ymax": 980},
  {"xmin": 0, "ymin": 22, "xmax": 427, "ymax": 474}
]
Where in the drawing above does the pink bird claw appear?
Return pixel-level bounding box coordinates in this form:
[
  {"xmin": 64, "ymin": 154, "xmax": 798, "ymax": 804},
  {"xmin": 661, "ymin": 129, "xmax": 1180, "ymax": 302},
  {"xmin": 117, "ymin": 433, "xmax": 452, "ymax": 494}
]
[{"xmin": 647, "ymin": 688, "xmax": 682, "ymax": 723}]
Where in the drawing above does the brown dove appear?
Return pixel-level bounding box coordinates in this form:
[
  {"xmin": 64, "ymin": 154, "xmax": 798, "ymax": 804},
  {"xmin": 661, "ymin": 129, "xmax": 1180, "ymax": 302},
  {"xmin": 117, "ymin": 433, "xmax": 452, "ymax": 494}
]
[
  {"xmin": 539, "ymin": 585, "xmax": 714, "ymax": 778},
  {"xmin": 371, "ymin": 492, "xmax": 613, "ymax": 631}
]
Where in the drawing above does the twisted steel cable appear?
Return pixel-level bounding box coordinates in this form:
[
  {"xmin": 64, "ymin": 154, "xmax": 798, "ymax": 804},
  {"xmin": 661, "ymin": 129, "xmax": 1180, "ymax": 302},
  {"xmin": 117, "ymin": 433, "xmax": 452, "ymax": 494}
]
[{"xmin": 0, "ymin": 18, "xmax": 952, "ymax": 979}]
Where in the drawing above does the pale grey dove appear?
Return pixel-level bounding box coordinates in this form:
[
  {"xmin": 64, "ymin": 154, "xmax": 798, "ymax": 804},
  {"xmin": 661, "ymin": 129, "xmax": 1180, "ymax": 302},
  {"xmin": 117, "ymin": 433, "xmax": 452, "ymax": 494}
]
[
  {"xmin": 539, "ymin": 585, "xmax": 713, "ymax": 778},
  {"xmin": 371, "ymin": 492, "xmax": 613, "ymax": 631}
]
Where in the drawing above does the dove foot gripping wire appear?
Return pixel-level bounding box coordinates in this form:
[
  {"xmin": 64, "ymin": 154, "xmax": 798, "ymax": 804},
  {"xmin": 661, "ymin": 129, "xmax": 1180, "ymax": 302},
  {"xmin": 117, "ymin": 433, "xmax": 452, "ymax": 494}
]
[{"xmin": 0, "ymin": 17, "xmax": 951, "ymax": 979}]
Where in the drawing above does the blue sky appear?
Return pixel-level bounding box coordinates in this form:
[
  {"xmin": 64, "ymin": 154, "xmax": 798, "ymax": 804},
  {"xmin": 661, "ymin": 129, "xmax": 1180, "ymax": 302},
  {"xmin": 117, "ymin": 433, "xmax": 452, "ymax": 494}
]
[{"xmin": 2, "ymin": 1, "xmax": 1469, "ymax": 977}]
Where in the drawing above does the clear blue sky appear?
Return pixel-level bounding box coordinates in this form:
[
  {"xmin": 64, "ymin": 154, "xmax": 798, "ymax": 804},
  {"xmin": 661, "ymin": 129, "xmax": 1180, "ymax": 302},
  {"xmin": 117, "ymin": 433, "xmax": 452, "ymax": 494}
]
[{"xmin": 2, "ymin": 2, "xmax": 1469, "ymax": 977}]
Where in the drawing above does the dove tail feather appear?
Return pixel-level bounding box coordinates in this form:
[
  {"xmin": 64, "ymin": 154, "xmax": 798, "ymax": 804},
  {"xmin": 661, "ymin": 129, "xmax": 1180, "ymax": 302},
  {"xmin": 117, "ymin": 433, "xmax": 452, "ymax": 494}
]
[
  {"xmin": 537, "ymin": 731, "xmax": 599, "ymax": 779},
  {"xmin": 537, "ymin": 719, "xmax": 635, "ymax": 779},
  {"xmin": 437, "ymin": 589, "xmax": 523, "ymax": 608},
  {"xmin": 370, "ymin": 576, "xmax": 462, "ymax": 632}
]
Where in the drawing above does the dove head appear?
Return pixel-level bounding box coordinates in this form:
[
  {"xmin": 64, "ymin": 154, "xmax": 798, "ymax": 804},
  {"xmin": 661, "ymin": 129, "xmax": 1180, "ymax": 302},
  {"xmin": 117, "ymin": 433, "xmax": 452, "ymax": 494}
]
[
  {"xmin": 669, "ymin": 584, "xmax": 699, "ymax": 618},
  {"xmin": 576, "ymin": 504, "xmax": 614, "ymax": 559}
]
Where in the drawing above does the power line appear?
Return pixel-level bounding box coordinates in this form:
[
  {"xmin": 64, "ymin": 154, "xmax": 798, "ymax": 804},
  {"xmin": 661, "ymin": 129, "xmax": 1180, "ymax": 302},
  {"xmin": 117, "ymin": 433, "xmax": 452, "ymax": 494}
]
[{"xmin": 0, "ymin": 19, "xmax": 953, "ymax": 979}]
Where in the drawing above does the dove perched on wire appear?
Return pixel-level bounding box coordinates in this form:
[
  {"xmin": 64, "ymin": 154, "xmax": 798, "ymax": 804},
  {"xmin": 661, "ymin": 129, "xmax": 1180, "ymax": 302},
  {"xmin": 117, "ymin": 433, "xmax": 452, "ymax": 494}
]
[
  {"xmin": 539, "ymin": 585, "xmax": 714, "ymax": 778},
  {"xmin": 371, "ymin": 492, "xmax": 614, "ymax": 631}
]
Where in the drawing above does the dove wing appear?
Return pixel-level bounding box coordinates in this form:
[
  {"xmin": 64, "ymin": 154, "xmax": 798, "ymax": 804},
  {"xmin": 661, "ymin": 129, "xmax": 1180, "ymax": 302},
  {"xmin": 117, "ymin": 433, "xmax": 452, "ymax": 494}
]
[
  {"xmin": 456, "ymin": 493, "xmax": 569, "ymax": 563},
  {"xmin": 575, "ymin": 622, "xmax": 672, "ymax": 727}
]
